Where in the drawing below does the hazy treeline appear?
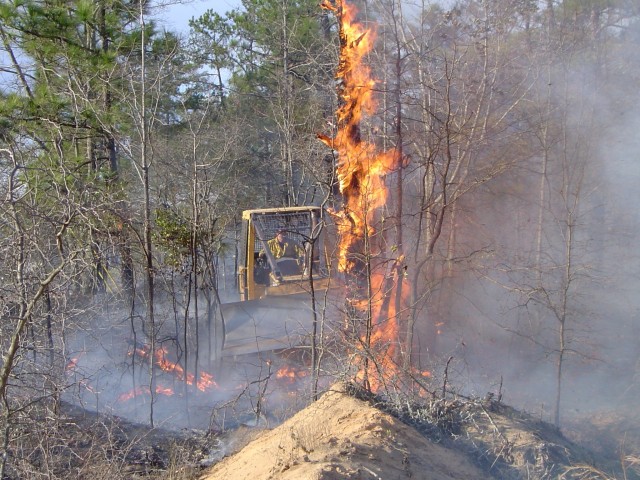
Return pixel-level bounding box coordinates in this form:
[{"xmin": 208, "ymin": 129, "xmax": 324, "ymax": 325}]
[{"xmin": 1, "ymin": 0, "xmax": 639, "ymax": 476}]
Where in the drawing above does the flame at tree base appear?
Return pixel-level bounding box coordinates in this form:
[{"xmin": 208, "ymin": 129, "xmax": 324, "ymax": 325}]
[{"xmin": 351, "ymin": 267, "xmax": 409, "ymax": 393}]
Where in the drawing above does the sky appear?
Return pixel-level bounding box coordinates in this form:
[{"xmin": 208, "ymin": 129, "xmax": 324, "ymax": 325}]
[{"xmin": 159, "ymin": 0, "xmax": 241, "ymax": 33}]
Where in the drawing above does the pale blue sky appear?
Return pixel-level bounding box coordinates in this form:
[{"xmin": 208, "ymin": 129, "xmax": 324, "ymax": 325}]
[{"xmin": 160, "ymin": 0, "xmax": 241, "ymax": 33}]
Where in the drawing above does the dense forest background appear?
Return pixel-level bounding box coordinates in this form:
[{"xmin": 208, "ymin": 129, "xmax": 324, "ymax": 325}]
[{"xmin": 1, "ymin": 0, "xmax": 639, "ymax": 477}]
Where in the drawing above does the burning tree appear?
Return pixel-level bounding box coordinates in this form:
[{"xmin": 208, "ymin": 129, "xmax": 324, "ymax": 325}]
[{"xmin": 319, "ymin": 0, "xmax": 409, "ymax": 393}]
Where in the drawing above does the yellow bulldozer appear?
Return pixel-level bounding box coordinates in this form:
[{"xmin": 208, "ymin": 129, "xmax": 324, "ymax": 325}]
[{"xmin": 217, "ymin": 206, "xmax": 334, "ymax": 357}]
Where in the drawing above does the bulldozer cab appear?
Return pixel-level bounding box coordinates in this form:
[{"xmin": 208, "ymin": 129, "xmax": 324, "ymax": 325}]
[{"xmin": 237, "ymin": 207, "xmax": 330, "ymax": 301}]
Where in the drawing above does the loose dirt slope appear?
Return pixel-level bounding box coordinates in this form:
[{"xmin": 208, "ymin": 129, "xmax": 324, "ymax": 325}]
[
  {"xmin": 201, "ymin": 384, "xmax": 488, "ymax": 480},
  {"xmin": 201, "ymin": 383, "xmax": 636, "ymax": 480}
]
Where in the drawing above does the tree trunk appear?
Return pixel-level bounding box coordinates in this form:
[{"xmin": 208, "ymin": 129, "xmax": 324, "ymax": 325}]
[{"xmin": 138, "ymin": 2, "xmax": 156, "ymax": 428}]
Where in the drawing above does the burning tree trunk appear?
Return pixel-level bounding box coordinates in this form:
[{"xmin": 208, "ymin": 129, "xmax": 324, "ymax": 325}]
[{"xmin": 319, "ymin": 0, "xmax": 404, "ymax": 393}]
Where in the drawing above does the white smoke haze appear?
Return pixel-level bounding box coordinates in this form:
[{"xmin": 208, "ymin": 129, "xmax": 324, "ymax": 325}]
[
  {"xmin": 394, "ymin": 7, "xmax": 639, "ymax": 433},
  {"xmin": 53, "ymin": 1, "xmax": 640, "ymax": 436},
  {"xmin": 413, "ymin": 16, "xmax": 640, "ymax": 424},
  {"xmin": 61, "ymin": 294, "xmax": 325, "ymax": 430}
]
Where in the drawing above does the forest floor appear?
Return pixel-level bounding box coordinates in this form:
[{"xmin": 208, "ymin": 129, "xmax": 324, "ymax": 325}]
[
  {"xmin": 198, "ymin": 383, "xmax": 639, "ymax": 480},
  {"xmin": 51, "ymin": 381, "xmax": 639, "ymax": 480},
  {"xmin": 57, "ymin": 296, "xmax": 640, "ymax": 480}
]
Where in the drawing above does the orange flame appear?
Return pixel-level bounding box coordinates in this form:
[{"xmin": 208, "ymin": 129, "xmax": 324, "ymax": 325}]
[
  {"xmin": 197, "ymin": 371, "xmax": 216, "ymax": 392},
  {"xmin": 117, "ymin": 385, "xmax": 175, "ymax": 403},
  {"xmin": 320, "ymin": 0, "xmax": 407, "ymax": 393},
  {"xmin": 354, "ymin": 268, "xmax": 410, "ymax": 391},
  {"xmin": 155, "ymin": 385, "xmax": 175, "ymax": 397},
  {"xmin": 276, "ymin": 365, "xmax": 308, "ymax": 384},
  {"xmin": 154, "ymin": 347, "xmax": 219, "ymax": 391},
  {"xmin": 320, "ymin": 0, "xmax": 398, "ymax": 273},
  {"xmin": 65, "ymin": 351, "xmax": 86, "ymax": 373},
  {"xmin": 131, "ymin": 345, "xmax": 218, "ymax": 392}
]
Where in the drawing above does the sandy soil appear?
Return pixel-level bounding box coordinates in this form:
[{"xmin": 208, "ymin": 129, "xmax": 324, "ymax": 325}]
[
  {"xmin": 200, "ymin": 382, "xmax": 640, "ymax": 480},
  {"xmin": 201, "ymin": 384, "xmax": 489, "ymax": 480}
]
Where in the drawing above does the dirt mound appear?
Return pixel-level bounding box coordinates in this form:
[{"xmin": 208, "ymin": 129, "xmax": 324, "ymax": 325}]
[
  {"xmin": 201, "ymin": 384, "xmax": 631, "ymax": 480},
  {"xmin": 201, "ymin": 384, "xmax": 487, "ymax": 479}
]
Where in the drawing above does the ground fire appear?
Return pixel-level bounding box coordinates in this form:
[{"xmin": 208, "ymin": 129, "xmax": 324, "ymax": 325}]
[{"xmin": 118, "ymin": 343, "xmax": 218, "ymax": 401}]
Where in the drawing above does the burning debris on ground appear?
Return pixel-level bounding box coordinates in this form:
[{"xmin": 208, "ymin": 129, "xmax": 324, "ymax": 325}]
[
  {"xmin": 56, "ymin": 313, "xmax": 640, "ymax": 480},
  {"xmin": 116, "ymin": 341, "xmax": 218, "ymax": 403},
  {"xmin": 60, "ymin": 309, "xmax": 324, "ymax": 434},
  {"xmin": 7, "ymin": 373, "xmax": 639, "ymax": 480}
]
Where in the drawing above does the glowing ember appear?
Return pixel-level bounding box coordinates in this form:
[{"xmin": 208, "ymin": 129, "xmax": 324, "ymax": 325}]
[
  {"xmin": 65, "ymin": 358, "xmax": 79, "ymax": 371},
  {"xmin": 65, "ymin": 351, "xmax": 86, "ymax": 373},
  {"xmin": 155, "ymin": 385, "xmax": 175, "ymax": 397},
  {"xmin": 79, "ymin": 379, "xmax": 96, "ymax": 394}
]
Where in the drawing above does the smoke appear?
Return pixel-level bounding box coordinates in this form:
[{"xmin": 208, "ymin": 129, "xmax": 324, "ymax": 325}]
[
  {"xmin": 403, "ymin": 12, "xmax": 640, "ymax": 424},
  {"xmin": 60, "ymin": 4, "xmax": 640, "ymax": 432},
  {"xmin": 62, "ymin": 300, "xmax": 318, "ymax": 430}
]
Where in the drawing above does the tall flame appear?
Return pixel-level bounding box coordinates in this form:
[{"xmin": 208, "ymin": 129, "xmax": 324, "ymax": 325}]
[
  {"xmin": 319, "ymin": 0, "xmax": 398, "ymax": 273},
  {"xmin": 320, "ymin": 0, "xmax": 404, "ymax": 392}
]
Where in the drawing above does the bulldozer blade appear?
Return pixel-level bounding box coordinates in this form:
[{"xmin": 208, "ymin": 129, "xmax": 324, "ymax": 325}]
[{"xmin": 218, "ymin": 293, "xmax": 319, "ymax": 357}]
